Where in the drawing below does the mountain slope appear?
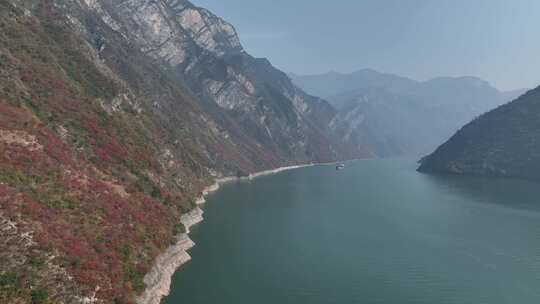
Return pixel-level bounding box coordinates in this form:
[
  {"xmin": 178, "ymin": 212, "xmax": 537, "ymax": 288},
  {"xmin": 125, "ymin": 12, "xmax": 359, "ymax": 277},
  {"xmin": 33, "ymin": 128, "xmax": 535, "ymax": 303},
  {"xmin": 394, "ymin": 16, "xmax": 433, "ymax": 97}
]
[
  {"xmin": 0, "ymin": 1, "xmax": 363, "ymax": 303},
  {"xmin": 293, "ymin": 70, "xmax": 526, "ymax": 156},
  {"xmin": 418, "ymin": 86, "xmax": 540, "ymax": 180},
  {"xmin": 76, "ymin": 0, "xmax": 355, "ymax": 167},
  {"xmin": 329, "ymin": 87, "xmax": 451, "ymax": 157}
]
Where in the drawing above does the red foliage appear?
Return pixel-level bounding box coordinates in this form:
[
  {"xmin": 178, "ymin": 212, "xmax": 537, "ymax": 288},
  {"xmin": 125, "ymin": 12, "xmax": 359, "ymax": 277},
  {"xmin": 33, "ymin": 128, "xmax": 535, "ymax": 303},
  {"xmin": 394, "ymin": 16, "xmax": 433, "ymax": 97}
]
[
  {"xmin": 0, "ymin": 102, "xmax": 34, "ymax": 129},
  {"xmin": 46, "ymin": 77, "xmax": 67, "ymax": 92},
  {"xmin": 95, "ymin": 138, "xmax": 128, "ymax": 162},
  {"xmin": 0, "ymin": 185, "xmax": 10, "ymax": 199},
  {"xmin": 0, "ymin": 127, "xmax": 177, "ymax": 301},
  {"xmin": 39, "ymin": 127, "xmax": 74, "ymax": 165},
  {"xmin": 85, "ymin": 118, "xmax": 129, "ymax": 163},
  {"xmin": 0, "ymin": 11, "xmax": 187, "ymax": 302}
]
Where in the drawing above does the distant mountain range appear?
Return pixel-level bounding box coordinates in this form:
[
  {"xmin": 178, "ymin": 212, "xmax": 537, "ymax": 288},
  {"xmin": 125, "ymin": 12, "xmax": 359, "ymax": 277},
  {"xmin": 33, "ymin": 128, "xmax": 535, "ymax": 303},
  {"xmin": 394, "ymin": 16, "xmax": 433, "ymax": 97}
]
[
  {"xmin": 418, "ymin": 85, "xmax": 540, "ymax": 180},
  {"xmin": 290, "ymin": 69, "xmax": 416, "ymax": 100},
  {"xmin": 291, "ymin": 70, "xmax": 527, "ymax": 156}
]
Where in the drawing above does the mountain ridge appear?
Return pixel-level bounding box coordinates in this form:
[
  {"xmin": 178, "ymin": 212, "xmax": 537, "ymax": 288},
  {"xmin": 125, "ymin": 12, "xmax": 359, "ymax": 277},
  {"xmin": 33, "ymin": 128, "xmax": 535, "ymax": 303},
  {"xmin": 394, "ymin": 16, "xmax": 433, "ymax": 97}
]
[
  {"xmin": 292, "ymin": 69, "xmax": 527, "ymax": 157},
  {"xmin": 290, "ymin": 70, "xmax": 525, "ymax": 102},
  {"xmin": 418, "ymin": 86, "xmax": 540, "ymax": 181}
]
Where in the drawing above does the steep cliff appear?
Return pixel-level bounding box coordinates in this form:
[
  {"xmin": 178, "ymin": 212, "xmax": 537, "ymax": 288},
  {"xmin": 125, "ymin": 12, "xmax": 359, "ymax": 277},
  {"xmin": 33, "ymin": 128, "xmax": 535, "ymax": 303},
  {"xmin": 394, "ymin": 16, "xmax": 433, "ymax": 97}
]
[
  {"xmin": 418, "ymin": 86, "xmax": 540, "ymax": 180},
  {"xmin": 76, "ymin": 0, "xmax": 352, "ymax": 165},
  {"xmin": 0, "ymin": 1, "xmax": 361, "ymax": 303}
]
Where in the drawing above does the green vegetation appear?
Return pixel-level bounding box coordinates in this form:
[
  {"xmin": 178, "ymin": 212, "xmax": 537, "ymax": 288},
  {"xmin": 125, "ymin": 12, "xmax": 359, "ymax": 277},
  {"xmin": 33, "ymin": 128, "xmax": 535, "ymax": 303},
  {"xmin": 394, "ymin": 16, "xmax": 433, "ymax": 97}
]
[
  {"xmin": 419, "ymin": 87, "xmax": 540, "ymax": 180},
  {"xmin": 0, "ymin": 272, "xmax": 18, "ymax": 298},
  {"xmin": 174, "ymin": 223, "xmax": 186, "ymax": 234},
  {"xmin": 29, "ymin": 257, "xmax": 46, "ymax": 269},
  {"xmin": 120, "ymin": 244, "xmax": 132, "ymax": 261},
  {"xmin": 30, "ymin": 288, "xmax": 49, "ymax": 304},
  {"xmin": 124, "ymin": 265, "xmax": 146, "ymax": 293},
  {"xmin": 45, "ymin": 197, "xmax": 79, "ymax": 210}
]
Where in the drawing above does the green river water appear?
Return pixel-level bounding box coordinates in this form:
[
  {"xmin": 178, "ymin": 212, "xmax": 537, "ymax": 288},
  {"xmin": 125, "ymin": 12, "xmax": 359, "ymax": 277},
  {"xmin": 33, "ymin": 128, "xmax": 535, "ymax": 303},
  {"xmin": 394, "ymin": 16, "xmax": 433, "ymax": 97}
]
[{"xmin": 164, "ymin": 159, "xmax": 540, "ymax": 304}]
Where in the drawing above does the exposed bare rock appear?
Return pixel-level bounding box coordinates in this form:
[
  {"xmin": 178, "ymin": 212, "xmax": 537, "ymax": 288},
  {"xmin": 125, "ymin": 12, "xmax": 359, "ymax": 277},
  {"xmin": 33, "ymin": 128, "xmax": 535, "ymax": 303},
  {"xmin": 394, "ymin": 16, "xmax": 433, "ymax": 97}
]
[{"xmin": 136, "ymin": 207, "xmax": 201, "ymax": 304}]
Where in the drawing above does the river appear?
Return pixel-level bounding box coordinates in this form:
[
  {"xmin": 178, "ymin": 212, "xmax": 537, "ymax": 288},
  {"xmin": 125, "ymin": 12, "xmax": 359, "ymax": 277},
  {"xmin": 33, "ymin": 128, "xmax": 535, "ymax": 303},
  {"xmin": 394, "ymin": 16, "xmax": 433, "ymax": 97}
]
[{"xmin": 164, "ymin": 159, "xmax": 540, "ymax": 304}]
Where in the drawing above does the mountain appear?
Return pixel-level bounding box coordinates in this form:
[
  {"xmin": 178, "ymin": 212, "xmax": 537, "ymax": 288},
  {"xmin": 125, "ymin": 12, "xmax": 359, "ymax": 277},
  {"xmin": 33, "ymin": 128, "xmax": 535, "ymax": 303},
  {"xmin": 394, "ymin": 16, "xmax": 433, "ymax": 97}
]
[
  {"xmin": 0, "ymin": 1, "xmax": 364, "ymax": 303},
  {"xmin": 328, "ymin": 87, "xmax": 452, "ymax": 157},
  {"xmin": 289, "ymin": 69, "xmax": 416, "ymax": 101},
  {"xmin": 418, "ymin": 86, "xmax": 540, "ymax": 180},
  {"xmin": 293, "ymin": 71, "xmax": 527, "ymax": 156}
]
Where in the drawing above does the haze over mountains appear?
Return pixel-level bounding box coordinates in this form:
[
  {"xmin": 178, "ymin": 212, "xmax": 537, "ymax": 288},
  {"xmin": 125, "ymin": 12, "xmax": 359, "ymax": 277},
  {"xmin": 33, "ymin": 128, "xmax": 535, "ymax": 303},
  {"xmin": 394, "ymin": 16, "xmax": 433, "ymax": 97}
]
[{"xmin": 292, "ymin": 70, "xmax": 527, "ymax": 156}]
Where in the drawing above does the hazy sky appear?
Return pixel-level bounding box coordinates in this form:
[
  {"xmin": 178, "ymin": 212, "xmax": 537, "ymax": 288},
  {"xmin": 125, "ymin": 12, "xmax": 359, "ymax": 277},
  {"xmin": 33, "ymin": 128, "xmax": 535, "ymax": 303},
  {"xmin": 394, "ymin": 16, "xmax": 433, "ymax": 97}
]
[{"xmin": 193, "ymin": 0, "xmax": 539, "ymax": 91}]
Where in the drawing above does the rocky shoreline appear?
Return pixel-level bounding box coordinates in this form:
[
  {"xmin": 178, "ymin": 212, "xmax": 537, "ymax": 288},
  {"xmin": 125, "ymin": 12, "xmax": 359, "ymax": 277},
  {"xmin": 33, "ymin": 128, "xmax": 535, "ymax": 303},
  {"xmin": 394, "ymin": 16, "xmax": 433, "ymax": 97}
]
[{"xmin": 136, "ymin": 163, "xmax": 319, "ymax": 304}]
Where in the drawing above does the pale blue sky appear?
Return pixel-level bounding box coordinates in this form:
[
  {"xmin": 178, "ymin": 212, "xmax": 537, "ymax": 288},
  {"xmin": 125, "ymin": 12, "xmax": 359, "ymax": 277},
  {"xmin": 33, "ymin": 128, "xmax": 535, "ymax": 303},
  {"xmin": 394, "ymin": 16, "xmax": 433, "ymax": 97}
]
[{"xmin": 193, "ymin": 0, "xmax": 539, "ymax": 90}]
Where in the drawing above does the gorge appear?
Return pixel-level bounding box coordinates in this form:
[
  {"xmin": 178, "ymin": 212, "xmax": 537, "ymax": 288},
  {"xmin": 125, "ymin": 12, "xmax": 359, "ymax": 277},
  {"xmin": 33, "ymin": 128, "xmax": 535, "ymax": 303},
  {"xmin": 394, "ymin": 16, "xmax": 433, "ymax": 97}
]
[
  {"xmin": 0, "ymin": 0, "xmax": 360, "ymax": 302},
  {"xmin": 0, "ymin": 1, "xmax": 538, "ymax": 304}
]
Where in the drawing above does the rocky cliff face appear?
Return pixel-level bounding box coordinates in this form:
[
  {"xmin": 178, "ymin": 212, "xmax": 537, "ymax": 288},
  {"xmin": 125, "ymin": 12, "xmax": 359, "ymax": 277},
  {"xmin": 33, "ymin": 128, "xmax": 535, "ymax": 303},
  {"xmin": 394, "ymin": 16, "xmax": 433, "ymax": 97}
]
[
  {"xmin": 418, "ymin": 86, "xmax": 540, "ymax": 180},
  {"xmin": 77, "ymin": 0, "xmax": 350, "ymax": 165},
  {"xmin": 0, "ymin": 1, "xmax": 361, "ymax": 303}
]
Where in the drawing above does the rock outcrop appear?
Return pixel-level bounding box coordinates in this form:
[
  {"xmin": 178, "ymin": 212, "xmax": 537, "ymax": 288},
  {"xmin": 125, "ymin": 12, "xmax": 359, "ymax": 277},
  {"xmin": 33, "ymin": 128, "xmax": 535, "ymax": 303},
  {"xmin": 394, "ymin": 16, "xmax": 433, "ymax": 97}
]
[{"xmin": 73, "ymin": 0, "xmax": 355, "ymax": 166}]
